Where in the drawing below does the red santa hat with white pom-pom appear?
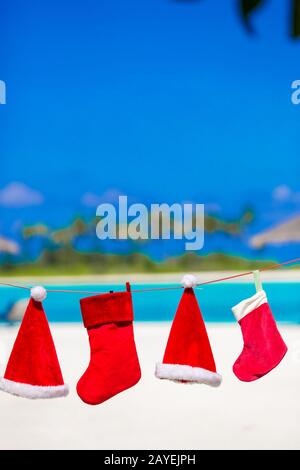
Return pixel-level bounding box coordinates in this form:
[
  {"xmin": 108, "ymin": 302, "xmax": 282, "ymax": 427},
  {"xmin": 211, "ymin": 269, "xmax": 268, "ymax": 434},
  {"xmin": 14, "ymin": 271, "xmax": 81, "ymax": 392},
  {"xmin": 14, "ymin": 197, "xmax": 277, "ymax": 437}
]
[
  {"xmin": 0, "ymin": 286, "xmax": 68, "ymax": 399},
  {"xmin": 155, "ymin": 274, "xmax": 222, "ymax": 387}
]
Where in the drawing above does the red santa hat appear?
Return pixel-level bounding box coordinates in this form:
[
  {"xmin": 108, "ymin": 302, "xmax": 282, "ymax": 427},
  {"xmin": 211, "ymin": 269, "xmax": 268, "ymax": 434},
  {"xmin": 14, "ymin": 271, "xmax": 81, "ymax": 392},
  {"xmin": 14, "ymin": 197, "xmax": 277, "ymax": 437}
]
[
  {"xmin": 0, "ymin": 286, "xmax": 68, "ymax": 399},
  {"xmin": 155, "ymin": 277, "xmax": 222, "ymax": 387}
]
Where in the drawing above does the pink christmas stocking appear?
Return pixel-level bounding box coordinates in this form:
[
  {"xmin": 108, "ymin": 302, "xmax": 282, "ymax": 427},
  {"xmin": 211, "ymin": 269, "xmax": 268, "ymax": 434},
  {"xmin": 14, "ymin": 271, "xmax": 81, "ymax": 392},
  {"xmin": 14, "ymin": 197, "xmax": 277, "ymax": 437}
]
[
  {"xmin": 77, "ymin": 283, "xmax": 141, "ymax": 405},
  {"xmin": 232, "ymin": 290, "xmax": 287, "ymax": 382}
]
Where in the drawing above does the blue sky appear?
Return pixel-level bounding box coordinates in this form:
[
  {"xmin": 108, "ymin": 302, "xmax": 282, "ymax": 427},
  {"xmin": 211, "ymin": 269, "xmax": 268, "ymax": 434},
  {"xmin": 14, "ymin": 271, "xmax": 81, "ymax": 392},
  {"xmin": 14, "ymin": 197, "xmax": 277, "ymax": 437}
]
[{"xmin": 0, "ymin": 0, "xmax": 300, "ymax": 237}]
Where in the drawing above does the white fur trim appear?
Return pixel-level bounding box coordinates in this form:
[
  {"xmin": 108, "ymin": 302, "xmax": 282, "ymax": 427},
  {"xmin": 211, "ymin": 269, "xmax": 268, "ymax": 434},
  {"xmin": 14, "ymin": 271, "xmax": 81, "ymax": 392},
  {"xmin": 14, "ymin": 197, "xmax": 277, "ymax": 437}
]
[
  {"xmin": 181, "ymin": 274, "xmax": 198, "ymax": 288},
  {"xmin": 30, "ymin": 286, "xmax": 47, "ymax": 302},
  {"xmin": 155, "ymin": 363, "xmax": 222, "ymax": 387},
  {"xmin": 0, "ymin": 377, "xmax": 69, "ymax": 399},
  {"xmin": 232, "ymin": 290, "xmax": 267, "ymax": 322}
]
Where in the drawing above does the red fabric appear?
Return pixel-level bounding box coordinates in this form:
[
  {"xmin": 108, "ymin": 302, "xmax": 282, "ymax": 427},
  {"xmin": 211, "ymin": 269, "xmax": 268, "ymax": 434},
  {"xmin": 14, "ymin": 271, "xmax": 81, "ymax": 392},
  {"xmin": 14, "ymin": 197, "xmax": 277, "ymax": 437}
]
[
  {"xmin": 4, "ymin": 299, "xmax": 65, "ymax": 386},
  {"xmin": 162, "ymin": 288, "xmax": 217, "ymax": 373},
  {"xmin": 80, "ymin": 291, "xmax": 133, "ymax": 328},
  {"xmin": 77, "ymin": 287, "xmax": 141, "ymax": 405},
  {"xmin": 233, "ymin": 302, "xmax": 288, "ymax": 382}
]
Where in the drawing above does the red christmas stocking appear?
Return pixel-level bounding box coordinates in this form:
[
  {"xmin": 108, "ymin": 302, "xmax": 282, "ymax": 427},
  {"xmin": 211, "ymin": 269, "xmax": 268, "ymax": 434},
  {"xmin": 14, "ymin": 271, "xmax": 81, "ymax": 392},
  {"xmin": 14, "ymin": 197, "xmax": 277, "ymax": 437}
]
[
  {"xmin": 232, "ymin": 290, "xmax": 287, "ymax": 382},
  {"xmin": 77, "ymin": 283, "xmax": 141, "ymax": 405}
]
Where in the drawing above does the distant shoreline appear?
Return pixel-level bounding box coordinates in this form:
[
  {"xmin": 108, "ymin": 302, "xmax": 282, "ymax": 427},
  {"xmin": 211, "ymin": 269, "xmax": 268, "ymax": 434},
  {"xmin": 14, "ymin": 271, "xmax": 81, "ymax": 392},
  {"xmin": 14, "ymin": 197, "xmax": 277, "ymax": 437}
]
[{"xmin": 0, "ymin": 269, "xmax": 299, "ymax": 285}]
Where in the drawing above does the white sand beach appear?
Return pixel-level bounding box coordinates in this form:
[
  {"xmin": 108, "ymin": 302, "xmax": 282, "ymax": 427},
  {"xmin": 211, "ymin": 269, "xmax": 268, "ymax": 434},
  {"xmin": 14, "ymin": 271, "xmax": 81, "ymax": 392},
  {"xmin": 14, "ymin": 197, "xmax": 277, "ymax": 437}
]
[
  {"xmin": 1, "ymin": 269, "xmax": 300, "ymax": 285},
  {"xmin": 0, "ymin": 322, "xmax": 299, "ymax": 450}
]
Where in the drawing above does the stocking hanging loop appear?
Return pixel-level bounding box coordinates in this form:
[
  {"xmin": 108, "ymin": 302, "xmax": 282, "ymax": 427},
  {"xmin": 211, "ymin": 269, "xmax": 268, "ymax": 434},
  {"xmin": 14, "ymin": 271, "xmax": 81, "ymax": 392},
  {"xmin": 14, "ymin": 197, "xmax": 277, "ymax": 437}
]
[{"xmin": 253, "ymin": 270, "xmax": 262, "ymax": 293}]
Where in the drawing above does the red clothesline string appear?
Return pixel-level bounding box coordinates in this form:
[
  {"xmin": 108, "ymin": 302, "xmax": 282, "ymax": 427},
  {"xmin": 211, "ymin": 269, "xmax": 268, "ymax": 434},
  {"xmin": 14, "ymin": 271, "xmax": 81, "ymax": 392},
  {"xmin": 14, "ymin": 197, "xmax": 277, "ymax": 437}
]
[{"xmin": 0, "ymin": 256, "xmax": 299, "ymax": 295}]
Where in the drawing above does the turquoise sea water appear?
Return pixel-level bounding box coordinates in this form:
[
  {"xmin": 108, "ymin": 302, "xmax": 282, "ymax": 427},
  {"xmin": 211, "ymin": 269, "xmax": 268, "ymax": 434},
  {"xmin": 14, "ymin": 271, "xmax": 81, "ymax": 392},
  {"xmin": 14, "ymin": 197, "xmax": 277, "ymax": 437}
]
[{"xmin": 0, "ymin": 282, "xmax": 299, "ymax": 323}]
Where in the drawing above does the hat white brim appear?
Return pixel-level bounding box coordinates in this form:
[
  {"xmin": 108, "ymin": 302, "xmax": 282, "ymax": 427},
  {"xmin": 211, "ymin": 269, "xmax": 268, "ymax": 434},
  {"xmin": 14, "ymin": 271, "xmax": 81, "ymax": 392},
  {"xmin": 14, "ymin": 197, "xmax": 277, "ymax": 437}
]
[
  {"xmin": 155, "ymin": 363, "xmax": 222, "ymax": 387},
  {"xmin": 0, "ymin": 377, "xmax": 69, "ymax": 399}
]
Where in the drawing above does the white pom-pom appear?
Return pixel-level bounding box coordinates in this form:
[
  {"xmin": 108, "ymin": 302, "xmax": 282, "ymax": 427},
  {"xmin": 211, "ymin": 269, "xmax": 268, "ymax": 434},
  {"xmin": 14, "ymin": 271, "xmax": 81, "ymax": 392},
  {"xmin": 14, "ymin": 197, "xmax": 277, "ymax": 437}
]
[
  {"xmin": 181, "ymin": 274, "xmax": 198, "ymax": 288},
  {"xmin": 30, "ymin": 286, "xmax": 47, "ymax": 302}
]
